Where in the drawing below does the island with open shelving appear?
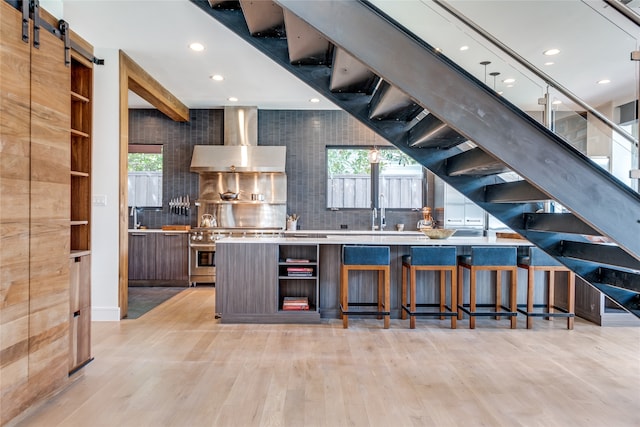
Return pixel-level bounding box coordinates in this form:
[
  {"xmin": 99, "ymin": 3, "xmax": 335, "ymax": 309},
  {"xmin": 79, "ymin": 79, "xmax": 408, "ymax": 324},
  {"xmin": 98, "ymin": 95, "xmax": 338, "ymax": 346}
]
[{"xmin": 214, "ymin": 233, "xmax": 541, "ymax": 324}]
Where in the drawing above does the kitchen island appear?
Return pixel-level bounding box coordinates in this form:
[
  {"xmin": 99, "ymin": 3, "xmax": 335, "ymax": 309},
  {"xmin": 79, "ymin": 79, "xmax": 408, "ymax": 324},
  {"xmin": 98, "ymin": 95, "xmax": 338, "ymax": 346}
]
[{"xmin": 215, "ymin": 233, "xmax": 541, "ymax": 324}]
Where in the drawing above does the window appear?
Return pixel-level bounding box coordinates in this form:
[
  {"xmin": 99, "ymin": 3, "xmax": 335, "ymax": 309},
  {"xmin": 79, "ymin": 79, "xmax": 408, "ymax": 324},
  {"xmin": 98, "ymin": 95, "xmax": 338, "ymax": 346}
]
[
  {"xmin": 128, "ymin": 144, "xmax": 163, "ymax": 207},
  {"xmin": 326, "ymin": 146, "xmax": 423, "ymax": 209}
]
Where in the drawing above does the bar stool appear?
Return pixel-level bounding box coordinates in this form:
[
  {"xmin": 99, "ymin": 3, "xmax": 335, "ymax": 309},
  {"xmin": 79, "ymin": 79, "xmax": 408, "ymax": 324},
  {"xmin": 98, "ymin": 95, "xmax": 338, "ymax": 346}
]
[
  {"xmin": 340, "ymin": 245, "xmax": 391, "ymax": 329},
  {"xmin": 457, "ymin": 246, "xmax": 518, "ymax": 329},
  {"xmin": 517, "ymin": 247, "xmax": 575, "ymax": 330},
  {"xmin": 401, "ymin": 246, "xmax": 457, "ymax": 329}
]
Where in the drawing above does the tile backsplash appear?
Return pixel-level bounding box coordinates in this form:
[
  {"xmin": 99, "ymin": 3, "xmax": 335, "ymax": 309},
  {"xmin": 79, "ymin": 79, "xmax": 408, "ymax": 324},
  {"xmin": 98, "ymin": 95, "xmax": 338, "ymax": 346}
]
[{"xmin": 129, "ymin": 109, "xmax": 426, "ymax": 231}]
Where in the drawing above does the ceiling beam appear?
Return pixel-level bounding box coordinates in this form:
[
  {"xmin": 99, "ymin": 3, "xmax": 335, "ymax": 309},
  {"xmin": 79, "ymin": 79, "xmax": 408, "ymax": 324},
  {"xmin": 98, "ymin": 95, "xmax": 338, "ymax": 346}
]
[{"xmin": 119, "ymin": 50, "xmax": 189, "ymax": 122}]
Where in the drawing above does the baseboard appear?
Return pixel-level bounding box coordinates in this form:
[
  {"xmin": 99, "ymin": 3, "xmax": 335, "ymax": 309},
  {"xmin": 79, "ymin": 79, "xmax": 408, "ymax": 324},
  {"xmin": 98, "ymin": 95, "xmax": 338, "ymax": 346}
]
[{"xmin": 92, "ymin": 306, "xmax": 121, "ymax": 321}]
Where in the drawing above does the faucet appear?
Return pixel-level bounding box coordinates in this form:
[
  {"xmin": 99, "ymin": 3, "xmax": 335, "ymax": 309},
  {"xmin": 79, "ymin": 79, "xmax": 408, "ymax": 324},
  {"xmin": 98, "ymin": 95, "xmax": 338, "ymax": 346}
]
[
  {"xmin": 130, "ymin": 206, "xmax": 140, "ymax": 229},
  {"xmin": 371, "ymin": 208, "xmax": 377, "ymax": 231},
  {"xmin": 379, "ymin": 194, "xmax": 386, "ymax": 231}
]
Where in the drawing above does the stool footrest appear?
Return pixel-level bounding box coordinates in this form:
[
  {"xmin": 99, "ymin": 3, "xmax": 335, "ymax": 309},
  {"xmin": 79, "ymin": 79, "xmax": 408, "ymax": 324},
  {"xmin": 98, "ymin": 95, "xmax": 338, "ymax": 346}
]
[
  {"xmin": 458, "ymin": 304, "xmax": 518, "ymax": 317},
  {"xmin": 340, "ymin": 303, "xmax": 389, "ymax": 317},
  {"xmin": 401, "ymin": 304, "xmax": 456, "ymax": 317},
  {"xmin": 517, "ymin": 304, "xmax": 574, "ymax": 318}
]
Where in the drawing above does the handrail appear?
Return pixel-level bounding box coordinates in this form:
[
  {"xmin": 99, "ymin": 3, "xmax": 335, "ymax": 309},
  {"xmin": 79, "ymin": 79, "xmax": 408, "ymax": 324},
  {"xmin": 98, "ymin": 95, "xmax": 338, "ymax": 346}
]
[
  {"xmin": 430, "ymin": 0, "xmax": 638, "ymax": 146},
  {"xmin": 603, "ymin": 0, "xmax": 640, "ymax": 26}
]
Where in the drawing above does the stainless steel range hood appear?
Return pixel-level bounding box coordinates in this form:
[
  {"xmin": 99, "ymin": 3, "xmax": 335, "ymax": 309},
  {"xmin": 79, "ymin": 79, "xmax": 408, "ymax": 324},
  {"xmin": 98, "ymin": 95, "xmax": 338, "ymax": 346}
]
[{"xmin": 190, "ymin": 106, "xmax": 286, "ymax": 173}]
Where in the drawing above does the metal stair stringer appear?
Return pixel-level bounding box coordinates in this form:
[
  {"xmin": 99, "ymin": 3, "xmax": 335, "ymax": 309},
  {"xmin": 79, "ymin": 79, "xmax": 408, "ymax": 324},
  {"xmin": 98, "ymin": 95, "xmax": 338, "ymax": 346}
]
[
  {"xmin": 269, "ymin": 0, "xmax": 640, "ymax": 261},
  {"xmin": 190, "ymin": 0, "xmax": 640, "ymax": 312}
]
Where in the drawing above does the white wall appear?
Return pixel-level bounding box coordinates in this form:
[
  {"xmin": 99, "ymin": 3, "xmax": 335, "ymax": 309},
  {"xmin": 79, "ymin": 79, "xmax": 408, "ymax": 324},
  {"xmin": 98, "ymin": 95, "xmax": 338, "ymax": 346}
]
[{"xmin": 90, "ymin": 48, "xmax": 121, "ymax": 321}]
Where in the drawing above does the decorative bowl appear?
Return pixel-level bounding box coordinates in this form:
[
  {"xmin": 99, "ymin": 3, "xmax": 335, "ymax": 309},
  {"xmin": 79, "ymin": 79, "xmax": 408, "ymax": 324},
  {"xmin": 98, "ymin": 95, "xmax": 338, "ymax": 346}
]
[{"xmin": 420, "ymin": 228, "xmax": 457, "ymax": 239}]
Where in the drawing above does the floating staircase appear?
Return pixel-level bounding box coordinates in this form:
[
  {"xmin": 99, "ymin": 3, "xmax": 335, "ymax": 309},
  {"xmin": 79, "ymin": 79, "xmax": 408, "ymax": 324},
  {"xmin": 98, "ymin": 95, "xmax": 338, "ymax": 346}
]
[{"xmin": 191, "ymin": 0, "xmax": 640, "ymax": 317}]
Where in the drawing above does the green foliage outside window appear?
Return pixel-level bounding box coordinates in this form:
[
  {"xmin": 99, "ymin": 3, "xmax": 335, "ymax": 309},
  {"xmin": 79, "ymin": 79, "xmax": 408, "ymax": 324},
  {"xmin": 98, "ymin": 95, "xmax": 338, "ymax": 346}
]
[
  {"xmin": 128, "ymin": 153, "xmax": 163, "ymax": 172},
  {"xmin": 327, "ymin": 147, "xmax": 418, "ymax": 176}
]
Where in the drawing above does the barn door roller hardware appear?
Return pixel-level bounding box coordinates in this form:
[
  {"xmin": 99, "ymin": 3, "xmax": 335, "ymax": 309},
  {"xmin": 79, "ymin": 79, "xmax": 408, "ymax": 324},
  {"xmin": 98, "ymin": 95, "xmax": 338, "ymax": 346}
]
[{"xmin": 11, "ymin": 0, "xmax": 104, "ymax": 66}]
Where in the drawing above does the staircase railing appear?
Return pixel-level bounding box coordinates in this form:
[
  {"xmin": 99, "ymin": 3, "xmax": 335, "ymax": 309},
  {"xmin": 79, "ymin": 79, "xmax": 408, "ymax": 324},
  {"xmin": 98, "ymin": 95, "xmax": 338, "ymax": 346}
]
[{"xmin": 368, "ymin": 0, "xmax": 639, "ymax": 194}]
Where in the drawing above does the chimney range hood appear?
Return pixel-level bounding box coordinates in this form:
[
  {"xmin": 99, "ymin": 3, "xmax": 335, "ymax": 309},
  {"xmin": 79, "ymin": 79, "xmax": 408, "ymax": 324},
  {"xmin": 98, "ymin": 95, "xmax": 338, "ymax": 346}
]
[{"xmin": 190, "ymin": 106, "xmax": 286, "ymax": 173}]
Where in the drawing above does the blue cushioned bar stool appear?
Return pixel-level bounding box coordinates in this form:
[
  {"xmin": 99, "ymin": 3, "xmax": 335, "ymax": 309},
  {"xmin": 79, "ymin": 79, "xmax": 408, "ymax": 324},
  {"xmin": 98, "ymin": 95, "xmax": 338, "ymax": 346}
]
[
  {"xmin": 517, "ymin": 247, "xmax": 575, "ymax": 330},
  {"xmin": 401, "ymin": 246, "xmax": 458, "ymax": 329},
  {"xmin": 340, "ymin": 245, "xmax": 391, "ymax": 329},
  {"xmin": 457, "ymin": 246, "xmax": 518, "ymax": 329}
]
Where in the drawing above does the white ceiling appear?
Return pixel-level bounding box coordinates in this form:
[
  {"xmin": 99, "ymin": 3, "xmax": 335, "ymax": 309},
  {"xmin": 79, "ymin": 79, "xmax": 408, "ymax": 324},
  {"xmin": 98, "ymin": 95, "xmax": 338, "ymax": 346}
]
[{"xmin": 62, "ymin": 0, "xmax": 639, "ymax": 113}]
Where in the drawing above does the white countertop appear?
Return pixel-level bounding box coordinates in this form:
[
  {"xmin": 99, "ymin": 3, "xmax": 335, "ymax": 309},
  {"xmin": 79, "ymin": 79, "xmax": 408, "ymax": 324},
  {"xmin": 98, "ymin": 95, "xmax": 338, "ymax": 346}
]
[
  {"xmin": 218, "ymin": 235, "xmax": 531, "ymax": 246},
  {"xmin": 128, "ymin": 229, "xmax": 189, "ymax": 233}
]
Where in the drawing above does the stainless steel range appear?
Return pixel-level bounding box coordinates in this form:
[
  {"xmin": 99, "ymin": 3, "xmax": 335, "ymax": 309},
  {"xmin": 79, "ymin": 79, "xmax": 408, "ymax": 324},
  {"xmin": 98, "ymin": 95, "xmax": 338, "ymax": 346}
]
[
  {"xmin": 188, "ymin": 107, "xmax": 288, "ymax": 286},
  {"xmin": 188, "ymin": 228, "xmax": 221, "ymax": 286}
]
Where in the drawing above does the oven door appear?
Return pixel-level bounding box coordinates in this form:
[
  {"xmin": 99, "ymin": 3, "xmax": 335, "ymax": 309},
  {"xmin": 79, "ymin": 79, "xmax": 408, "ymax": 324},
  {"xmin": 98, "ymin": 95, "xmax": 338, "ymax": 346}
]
[{"xmin": 189, "ymin": 243, "xmax": 216, "ymax": 285}]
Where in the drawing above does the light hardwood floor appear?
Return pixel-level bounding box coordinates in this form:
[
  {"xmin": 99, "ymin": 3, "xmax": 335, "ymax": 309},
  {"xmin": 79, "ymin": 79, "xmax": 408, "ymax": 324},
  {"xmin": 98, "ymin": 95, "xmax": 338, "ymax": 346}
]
[{"xmin": 11, "ymin": 287, "xmax": 640, "ymax": 427}]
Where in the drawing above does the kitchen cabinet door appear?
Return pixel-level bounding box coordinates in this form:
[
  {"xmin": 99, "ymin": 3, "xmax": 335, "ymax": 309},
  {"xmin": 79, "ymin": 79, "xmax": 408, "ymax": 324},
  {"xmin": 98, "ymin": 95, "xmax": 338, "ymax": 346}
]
[
  {"xmin": 216, "ymin": 243, "xmax": 278, "ymax": 315},
  {"xmin": 128, "ymin": 232, "xmax": 156, "ymax": 280},
  {"xmin": 156, "ymin": 233, "xmax": 188, "ymax": 281}
]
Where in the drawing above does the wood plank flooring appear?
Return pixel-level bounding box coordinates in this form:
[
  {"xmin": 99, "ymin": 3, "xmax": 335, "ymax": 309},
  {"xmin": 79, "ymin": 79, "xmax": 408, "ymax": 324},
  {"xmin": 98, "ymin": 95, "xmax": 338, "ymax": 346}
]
[{"xmin": 11, "ymin": 287, "xmax": 640, "ymax": 427}]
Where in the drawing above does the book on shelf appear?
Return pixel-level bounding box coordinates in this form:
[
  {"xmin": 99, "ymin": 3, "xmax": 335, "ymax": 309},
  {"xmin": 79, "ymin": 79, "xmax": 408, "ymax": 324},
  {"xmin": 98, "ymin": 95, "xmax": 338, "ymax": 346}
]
[
  {"xmin": 286, "ymin": 267, "xmax": 313, "ymax": 273},
  {"xmin": 287, "ymin": 273, "xmax": 313, "ymax": 277},
  {"xmin": 285, "ymin": 258, "xmax": 311, "ymax": 263},
  {"xmin": 282, "ymin": 296, "xmax": 309, "ymax": 310}
]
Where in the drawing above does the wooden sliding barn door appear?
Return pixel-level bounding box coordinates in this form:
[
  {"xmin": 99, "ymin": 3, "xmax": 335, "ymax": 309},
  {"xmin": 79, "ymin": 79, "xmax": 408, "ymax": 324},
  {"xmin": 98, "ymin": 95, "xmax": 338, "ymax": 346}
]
[
  {"xmin": 0, "ymin": 2, "xmax": 70, "ymax": 424},
  {"xmin": 28, "ymin": 0, "xmax": 71, "ymax": 403}
]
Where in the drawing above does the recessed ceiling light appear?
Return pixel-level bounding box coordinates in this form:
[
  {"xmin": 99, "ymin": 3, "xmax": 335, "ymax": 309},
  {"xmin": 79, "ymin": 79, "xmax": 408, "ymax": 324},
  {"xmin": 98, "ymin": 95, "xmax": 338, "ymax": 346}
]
[
  {"xmin": 503, "ymin": 78, "xmax": 516, "ymax": 84},
  {"xmin": 309, "ymin": 98, "xmax": 320, "ymax": 103},
  {"xmin": 228, "ymin": 97, "xmax": 238, "ymax": 102},
  {"xmin": 434, "ymin": 47, "xmax": 442, "ymax": 53},
  {"xmin": 543, "ymin": 48, "xmax": 560, "ymax": 56},
  {"xmin": 459, "ymin": 45, "xmax": 469, "ymax": 51},
  {"xmin": 544, "ymin": 61, "xmax": 555, "ymax": 66},
  {"xmin": 210, "ymin": 74, "xmax": 224, "ymax": 81},
  {"xmin": 597, "ymin": 79, "xmax": 611, "ymax": 85},
  {"xmin": 189, "ymin": 42, "xmax": 205, "ymax": 52},
  {"xmin": 552, "ymin": 100, "xmax": 563, "ymax": 105}
]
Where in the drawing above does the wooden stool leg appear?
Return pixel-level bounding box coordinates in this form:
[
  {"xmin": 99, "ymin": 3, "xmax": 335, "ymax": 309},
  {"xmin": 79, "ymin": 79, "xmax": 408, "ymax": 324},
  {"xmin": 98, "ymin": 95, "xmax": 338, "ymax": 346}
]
[
  {"xmin": 377, "ymin": 270, "xmax": 383, "ymax": 320},
  {"xmin": 567, "ymin": 272, "xmax": 575, "ymax": 330},
  {"xmin": 547, "ymin": 270, "xmax": 556, "ymax": 321},
  {"xmin": 495, "ymin": 270, "xmax": 502, "ymax": 321},
  {"xmin": 410, "ymin": 268, "xmax": 416, "ymax": 329},
  {"xmin": 401, "ymin": 265, "xmax": 408, "ymax": 320},
  {"xmin": 450, "ymin": 267, "xmax": 457, "ymax": 329},
  {"xmin": 509, "ymin": 268, "xmax": 517, "ymax": 329},
  {"xmin": 457, "ymin": 265, "xmax": 464, "ymax": 321},
  {"xmin": 469, "ymin": 267, "xmax": 476, "ymax": 329},
  {"xmin": 383, "ymin": 267, "xmax": 390, "ymax": 329},
  {"xmin": 527, "ymin": 268, "xmax": 535, "ymax": 329},
  {"xmin": 439, "ymin": 271, "xmax": 446, "ymax": 320},
  {"xmin": 340, "ymin": 265, "xmax": 349, "ymax": 328}
]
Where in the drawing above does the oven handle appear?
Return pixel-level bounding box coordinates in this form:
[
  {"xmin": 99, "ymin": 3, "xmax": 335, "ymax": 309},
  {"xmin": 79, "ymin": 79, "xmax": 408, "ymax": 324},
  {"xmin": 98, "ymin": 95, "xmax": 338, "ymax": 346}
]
[{"xmin": 189, "ymin": 243, "xmax": 216, "ymax": 249}]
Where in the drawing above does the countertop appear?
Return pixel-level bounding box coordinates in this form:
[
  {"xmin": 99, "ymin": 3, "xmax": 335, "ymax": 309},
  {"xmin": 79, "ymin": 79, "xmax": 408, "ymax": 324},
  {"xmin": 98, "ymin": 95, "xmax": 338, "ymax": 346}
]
[
  {"xmin": 128, "ymin": 229, "xmax": 189, "ymax": 233},
  {"xmin": 217, "ymin": 235, "xmax": 531, "ymax": 246},
  {"xmin": 127, "ymin": 228, "xmax": 528, "ymax": 246}
]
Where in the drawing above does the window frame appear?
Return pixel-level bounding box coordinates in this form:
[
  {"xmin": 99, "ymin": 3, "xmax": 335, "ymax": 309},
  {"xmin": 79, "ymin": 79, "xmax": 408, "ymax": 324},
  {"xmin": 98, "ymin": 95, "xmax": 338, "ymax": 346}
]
[{"xmin": 326, "ymin": 145, "xmax": 425, "ymax": 210}]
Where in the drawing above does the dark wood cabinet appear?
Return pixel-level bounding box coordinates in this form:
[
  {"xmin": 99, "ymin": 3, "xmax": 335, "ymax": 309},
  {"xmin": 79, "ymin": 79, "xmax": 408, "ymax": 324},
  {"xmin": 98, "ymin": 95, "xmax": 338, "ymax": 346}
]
[
  {"xmin": 156, "ymin": 233, "xmax": 188, "ymax": 281},
  {"xmin": 128, "ymin": 232, "xmax": 188, "ymax": 283},
  {"xmin": 128, "ymin": 232, "xmax": 157, "ymax": 280},
  {"xmin": 216, "ymin": 243, "xmax": 278, "ymax": 319},
  {"xmin": 216, "ymin": 242, "xmax": 321, "ymax": 323}
]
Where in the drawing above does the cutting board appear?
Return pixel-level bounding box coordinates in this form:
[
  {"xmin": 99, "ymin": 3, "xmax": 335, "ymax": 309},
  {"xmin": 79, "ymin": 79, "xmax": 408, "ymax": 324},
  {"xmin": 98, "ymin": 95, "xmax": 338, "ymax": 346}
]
[{"xmin": 161, "ymin": 225, "xmax": 191, "ymax": 231}]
